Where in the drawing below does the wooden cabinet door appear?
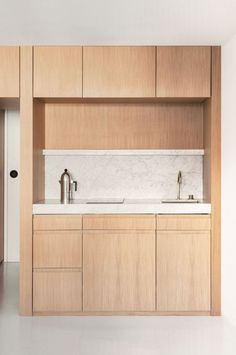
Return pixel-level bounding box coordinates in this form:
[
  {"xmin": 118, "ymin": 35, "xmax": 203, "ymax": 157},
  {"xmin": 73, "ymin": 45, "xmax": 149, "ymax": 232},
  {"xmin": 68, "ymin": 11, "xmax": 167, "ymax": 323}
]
[
  {"xmin": 156, "ymin": 46, "xmax": 211, "ymax": 98},
  {"xmin": 34, "ymin": 46, "xmax": 82, "ymax": 97},
  {"xmin": 83, "ymin": 46, "xmax": 156, "ymax": 97},
  {"xmin": 157, "ymin": 231, "xmax": 210, "ymax": 311},
  {"xmin": 0, "ymin": 46, "xmax": 19, "ymax": 97},
  {"xmin": 83, "ymin": 231, "xmax": 156, "ymax": 312}
]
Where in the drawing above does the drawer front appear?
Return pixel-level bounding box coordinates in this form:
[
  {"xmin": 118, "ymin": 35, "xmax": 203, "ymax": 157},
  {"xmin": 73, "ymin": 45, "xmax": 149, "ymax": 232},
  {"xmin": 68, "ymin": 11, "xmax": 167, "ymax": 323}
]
[
  {"xmin": 33, "ymin": 270, "xmax": 82, "ymax": 313},
  {"xmin": 83, "ymin": 214, "xmax": 155, "ymax": 230},
  {"xmin": 156, "ymin": 215, "xmax": 211, "ymax": 231},
  {"xmin": 34, "ymin": 215, "xmax": 82, "ymax": 230},
  {"xmin": 33, "ymin": 231, "xmax": 82, "ymax": 268}
]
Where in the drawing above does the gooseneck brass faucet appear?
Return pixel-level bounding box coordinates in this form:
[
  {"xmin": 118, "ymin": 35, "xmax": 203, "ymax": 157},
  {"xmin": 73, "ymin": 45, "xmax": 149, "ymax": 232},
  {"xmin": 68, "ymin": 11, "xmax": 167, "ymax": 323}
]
[{"xmin": 177, "ymin": 171, "xmax": 182, "ymax": 200}]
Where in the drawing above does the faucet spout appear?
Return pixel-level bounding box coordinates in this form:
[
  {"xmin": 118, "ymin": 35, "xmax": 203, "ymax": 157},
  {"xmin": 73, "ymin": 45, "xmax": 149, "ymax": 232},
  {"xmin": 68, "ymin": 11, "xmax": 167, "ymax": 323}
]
[{"xmin": 177, "ymin": 171, "xmax": 182, "ymax": 200}]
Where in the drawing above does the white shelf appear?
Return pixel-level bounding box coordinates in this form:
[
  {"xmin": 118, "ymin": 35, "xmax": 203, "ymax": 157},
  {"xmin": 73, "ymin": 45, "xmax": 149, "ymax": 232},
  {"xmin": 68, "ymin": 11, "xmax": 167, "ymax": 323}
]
[{"xmin": 43, "ymin": 149, "xmax": 205, "ymax": 156}]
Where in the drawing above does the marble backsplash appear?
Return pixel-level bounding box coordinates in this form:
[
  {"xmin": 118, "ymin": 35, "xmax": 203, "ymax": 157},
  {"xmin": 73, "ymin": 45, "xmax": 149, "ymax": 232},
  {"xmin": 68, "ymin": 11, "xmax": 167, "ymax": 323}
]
[{"xmin": 44, "ymin": 155, "xmax": 203, "ymax": 200}]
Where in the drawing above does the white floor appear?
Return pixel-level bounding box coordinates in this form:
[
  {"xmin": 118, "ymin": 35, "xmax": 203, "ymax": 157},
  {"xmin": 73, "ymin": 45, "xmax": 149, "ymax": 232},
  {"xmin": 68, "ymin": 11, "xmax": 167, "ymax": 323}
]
[{"xmin": 1, "ymin": 263, "xmax": 236, "ymax": 355}]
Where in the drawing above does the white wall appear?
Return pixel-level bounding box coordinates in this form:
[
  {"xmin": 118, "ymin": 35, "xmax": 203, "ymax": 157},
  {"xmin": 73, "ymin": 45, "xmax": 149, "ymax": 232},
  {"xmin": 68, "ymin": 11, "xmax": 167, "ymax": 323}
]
[{"xmin": 222, "ymin": 34, "xmax": 236, "ymax": 316}]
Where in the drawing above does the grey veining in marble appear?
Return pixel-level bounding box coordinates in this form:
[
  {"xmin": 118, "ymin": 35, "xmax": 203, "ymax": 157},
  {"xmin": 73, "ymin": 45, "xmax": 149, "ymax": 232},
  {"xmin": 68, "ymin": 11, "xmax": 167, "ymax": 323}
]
[{"xmin": 45, "ymin": 155, "xmax": 203, "ymax": 200}]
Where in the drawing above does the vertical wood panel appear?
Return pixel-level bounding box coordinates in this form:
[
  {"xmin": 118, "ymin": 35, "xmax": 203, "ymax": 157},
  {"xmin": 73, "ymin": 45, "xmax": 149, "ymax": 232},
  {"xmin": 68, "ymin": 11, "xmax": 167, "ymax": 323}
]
[
  {"xmin": 0, "ymin": 46, "xmax": 19, "ymax": 97},
  {"xmin": 211, "ymin": 47, "xmax": 221, "ymax": 315},
  {"xmin": 33, "ymin": 100, "xmax": 45, "ymax": 202},
  {"xmin": 0, "ymin": 111, "xmax": 4, "ymax": 262},
  {"xmin": 20, "ymin": 46, "xmax": 33, "ymax": 315}
]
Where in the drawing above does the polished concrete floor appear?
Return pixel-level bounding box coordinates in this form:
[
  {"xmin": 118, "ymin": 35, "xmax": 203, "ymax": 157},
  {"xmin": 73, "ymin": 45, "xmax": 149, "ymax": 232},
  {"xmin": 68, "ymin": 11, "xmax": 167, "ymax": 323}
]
[{"xmin": 0, "ymin": 263, "xmax": 236, "ymax": 355}]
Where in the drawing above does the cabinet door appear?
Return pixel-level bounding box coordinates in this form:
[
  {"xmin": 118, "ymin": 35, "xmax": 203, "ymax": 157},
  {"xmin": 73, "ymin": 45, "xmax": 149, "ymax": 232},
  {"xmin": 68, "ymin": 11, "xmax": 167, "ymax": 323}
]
[
  {"xmin": 83, "ymin": 46, "xmax": 156, "ymax": 97},
  {"xmin": 83, "ymin": 231, "xmax": 156, "ymax": 311},
  {"xmin": 34, "ymin": 46, "xmax": 82, "ymax": 97},
  {"xmin": 156, "ymin": 46, "xmax": 211, "ymax": 97},
  {"xmin": 157, "ymin": 231, "xmax": 210, "ymax": 311},
  {"xmin": 0, "ymin": 46, "xmax": 19, "ymax": 97}
]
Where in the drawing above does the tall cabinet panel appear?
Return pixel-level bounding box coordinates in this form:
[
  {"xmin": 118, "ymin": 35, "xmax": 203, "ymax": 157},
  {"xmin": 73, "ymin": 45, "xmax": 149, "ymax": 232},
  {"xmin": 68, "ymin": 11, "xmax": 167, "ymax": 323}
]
[
  {"xmin": 83, "ymin": 46, "xmax": 156, "ymax": 97},
  {"xmin": 0, "ymin": 111, "xmax": 4, "ymax": 262},
  {"xmin": 156, "ymin": 46, "xmax": 211, "ymax": 97},
  {"xmin": 0, "ymin": 46, "xmax": 19, "ymax": 97},
  {"xmin": 33, "ymin": 46, "xmax": 83, "ymax": 97}
]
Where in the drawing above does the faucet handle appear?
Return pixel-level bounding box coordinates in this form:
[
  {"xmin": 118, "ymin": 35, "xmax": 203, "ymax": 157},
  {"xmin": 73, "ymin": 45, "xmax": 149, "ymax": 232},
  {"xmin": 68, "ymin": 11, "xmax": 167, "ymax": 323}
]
[
  {"xmin": 177, "ymin": 171, "xmax": 182, "ymax": 184},
  {"xmin": 73, "ymin": 181, "xmax": 78, "ymax": 192}
]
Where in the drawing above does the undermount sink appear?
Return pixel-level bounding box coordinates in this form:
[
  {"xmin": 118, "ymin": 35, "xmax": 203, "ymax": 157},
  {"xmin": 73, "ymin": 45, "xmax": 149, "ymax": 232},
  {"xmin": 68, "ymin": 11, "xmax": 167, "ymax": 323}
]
[
  {"xmin": 161, "ymin": 199, "xmax": 199, "ymax": 204},
  {"xmin": 86, "ymin": 198, "xmax": 124, "ymax": 204}
]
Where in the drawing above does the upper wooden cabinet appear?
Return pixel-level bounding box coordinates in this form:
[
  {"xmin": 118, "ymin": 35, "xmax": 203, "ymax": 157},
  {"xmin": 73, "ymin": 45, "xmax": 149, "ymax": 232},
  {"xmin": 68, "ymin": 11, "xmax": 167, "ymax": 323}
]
[
  {"xmin": 156, "ymin": 46, "xmax": 211, "ymax": 98},
  {"xmin": 83, "ymin": 46, "xmax": 156, "ymax": 97},
  {"xmin": 33, "ymin": 46, "xmax": 82, "ymax": 97},
  {"xmin": 0, "ymin": 46, "xmax": 19, "ymax": 97}
]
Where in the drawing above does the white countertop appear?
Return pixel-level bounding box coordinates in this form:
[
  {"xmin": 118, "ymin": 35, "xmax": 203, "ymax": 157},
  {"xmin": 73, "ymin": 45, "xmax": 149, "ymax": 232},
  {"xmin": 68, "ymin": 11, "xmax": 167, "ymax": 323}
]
[{"xmin": 33, "ymin": 199, "xmax": 211, "ymax": 215}]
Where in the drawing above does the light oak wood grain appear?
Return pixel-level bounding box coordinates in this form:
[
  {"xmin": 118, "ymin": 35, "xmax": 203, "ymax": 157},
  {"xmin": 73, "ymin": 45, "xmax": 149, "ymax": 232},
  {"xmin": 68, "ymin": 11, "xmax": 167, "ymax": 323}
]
[
  {"xmin": 33, "ymin": 231, "xmax": 82, "ymax": 268},
  {"xmin": 156, "ymin": 215, "xmax": 211, "ymax": 231},
  {"xmin": 34, "ymin": 215, "xmax": 82, "ymax": 230},
  {"xmin": 33, "ymin": 99, "xmax": 45, "ymax": 202},
  {"xmin": 83, "ymin": 231, "xmax": 156, "ymax": 311},
  {"xmin": 0, "ymin": 46, "xmax": 19, "ymax": 97},
  {"xmin": 34, "ymin": 46, "xmax": 82, "ymax": 97},
  {"xmin": 45, "ymin": 102, "xmax": 203, "ymax": 149},
  {"xmin": 0, "ymin": 111, "xmax": 4, "ymax": 262},
  {"xmin": 33, "ymin": 270, "xmax": 82, "ymax": 312},
  {"xmin": 157, "ymin": 231, "xmax": 211, "ymax": 311},
  {"xmin": 210, "ymin": 47, "xmax": 221, "ymax": 316},
  {"xmin": 83, "ymin": 214, "xmax": 155, "ymax": 230},
  {"xmin": 83, "ymin": 46, "xmax": 155, "ymax": 97},
  {"xmin": 20, "ymin": 47, "xmax": 33, "ymax": 315},
  {"xmin": 156, "ymin": 46, "xmax": 211, "ymax": 97}
]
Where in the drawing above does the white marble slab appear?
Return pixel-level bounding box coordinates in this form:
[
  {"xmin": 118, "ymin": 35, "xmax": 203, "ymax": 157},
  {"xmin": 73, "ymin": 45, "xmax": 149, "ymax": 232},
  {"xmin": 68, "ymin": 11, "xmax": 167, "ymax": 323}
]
[
  {"xmin": 43, "ymin": 149, "xmax": 205, "ymax": 156},
  {"xmin": 33, "ymin": 199, "xmax": 211, "ymax": 215},
  {"xmin": 45, "ymin": 155, "xmax": 203, "ymax": 200}
]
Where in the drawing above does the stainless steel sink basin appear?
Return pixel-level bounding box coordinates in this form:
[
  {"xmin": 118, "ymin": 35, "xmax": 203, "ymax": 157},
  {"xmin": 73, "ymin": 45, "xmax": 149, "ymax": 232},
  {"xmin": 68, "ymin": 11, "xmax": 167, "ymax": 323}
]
[
  {"xmin": 86, "ymin": 198, "xmax": 124, "ymax": 204},
  {"xmin": 161, "ymin": 199, "xmax": 199, "ymax": 204}
]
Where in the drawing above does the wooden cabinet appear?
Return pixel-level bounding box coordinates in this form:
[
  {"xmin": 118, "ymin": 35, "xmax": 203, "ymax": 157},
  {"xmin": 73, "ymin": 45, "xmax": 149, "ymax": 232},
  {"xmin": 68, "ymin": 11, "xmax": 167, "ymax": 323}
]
[
  {"xmin": 33, "ymin": 270, "xmax": 82, "ymax": 313},
  {"xmin": 156, "ymin": 215, "xmax": 211, "ymax": 312},
  {"xmin": 33, "ymin": 46, "xmax": 82, "ymax": 97},
  {"xmin": 156, "ymin": 46, "xmax": 211, "ymax": 98},
  {"xmin": 83, "ymin": 46, "xmax": 156, "ymax": 97},
  {"xmin": 0, "ymin": 46, "xmax": 19, "ymax": 97},
  {"xmin": 33, "ymin": 215, "xmax": 82, "ymax": 313},
  {"xmin": 83, "ymin": 230, "xmax": 156, "ymax": 312}
]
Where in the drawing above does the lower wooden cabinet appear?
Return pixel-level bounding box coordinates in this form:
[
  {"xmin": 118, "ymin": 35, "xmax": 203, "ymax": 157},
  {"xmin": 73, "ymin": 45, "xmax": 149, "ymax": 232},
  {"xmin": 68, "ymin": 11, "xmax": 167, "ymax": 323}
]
[
  {"xmin": 33, "ymin": 270, "xmax": 82, "ymax": 313},
  {"xmin": 83, "ymin": 231, "xmax": 156, "ymax": 312},
  {"xmin": 157, "ymin": 222, "xmax": 211, "ymax": 312},
  {"xmin": 32, "ymin": 214, "xmax": 211, "ymax": 315}
]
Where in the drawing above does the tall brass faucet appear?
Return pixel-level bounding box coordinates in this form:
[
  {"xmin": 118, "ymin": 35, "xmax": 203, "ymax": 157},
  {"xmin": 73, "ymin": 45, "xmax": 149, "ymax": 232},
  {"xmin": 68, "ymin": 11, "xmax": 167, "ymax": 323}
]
[{"xmin": 177, "ymin": 171, "xmax": 182, "ymax": 200}]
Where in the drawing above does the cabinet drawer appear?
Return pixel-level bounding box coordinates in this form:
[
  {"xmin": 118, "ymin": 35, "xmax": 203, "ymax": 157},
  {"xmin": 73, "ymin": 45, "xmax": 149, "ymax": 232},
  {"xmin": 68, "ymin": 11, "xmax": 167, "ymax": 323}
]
[
  {"xmin": 83, "ymin": 214, "xmax": 155, "ymax": 230},
  {"xmin": 156, "ymin": 215, "xmax": 211, "ymax": 231},
  {"xmin": 33, "ymin": 270, "xmax": 82, "ymax": 313},
  {"xmin": 33, "ymin": 231, "xmax": 82, "ymax": 268},
  {"xmin": 34, "ymin": 215, "xmax": 82, "ymax": 230}
]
